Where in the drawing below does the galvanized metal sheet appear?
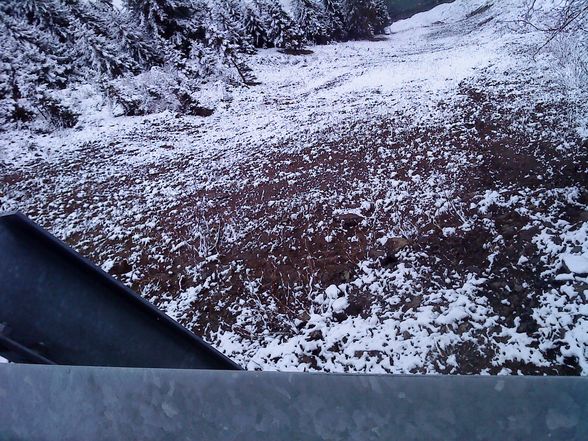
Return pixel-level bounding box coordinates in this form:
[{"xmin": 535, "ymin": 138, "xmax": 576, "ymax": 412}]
[
  {"xmin": 0, "ymin": 212, "xmax": 239, "ymax": 370},
  {"xmin": 0, "ymin": 364, "xmax": 586, "ymax": 441}
]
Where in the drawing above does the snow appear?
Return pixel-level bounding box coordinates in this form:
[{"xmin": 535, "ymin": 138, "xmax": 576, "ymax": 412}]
[
  {"xmin": 562, "ymin": 254, "xmax": 588, "ymax": 275},
  {"xmin": 389, "ymin": 0, "xmax": 490, "ymax": 32},
  {"xmin": 1, "ymin": 0, "xmax": 588, "ymax": 375}
]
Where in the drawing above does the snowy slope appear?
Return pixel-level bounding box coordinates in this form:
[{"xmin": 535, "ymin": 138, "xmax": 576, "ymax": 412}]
[
  {"xmin": 1, "ymin": 0, "xmax": 587, "ymax": 374},
  {"xmin": 389, "ymin": 0, "xmax": 490, "ymax": 31}
]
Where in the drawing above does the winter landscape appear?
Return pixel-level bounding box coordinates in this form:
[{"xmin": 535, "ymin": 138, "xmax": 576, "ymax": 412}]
[{"xmin": 1, "ymin": 0, "xmax": 587, "ymax": 374}]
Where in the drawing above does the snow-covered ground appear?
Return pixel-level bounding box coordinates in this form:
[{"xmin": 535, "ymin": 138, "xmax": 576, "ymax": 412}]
[{"xmin": 1, "ymin": 0, "xmax": 587, "ymax": 374}]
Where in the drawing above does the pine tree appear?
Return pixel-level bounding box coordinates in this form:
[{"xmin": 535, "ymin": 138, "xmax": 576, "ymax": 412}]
[
  {"xmin": 344, "ymin": 0, "xmax": 389, "ymax": 39},
  {"xmin": 263, "ymin": 0, "xmax": 304, "ymax": 50},
  {"xmin": 0, "ymin": 0, "xmax": 171, "ymax": 126},
  {"xmin": 69, "ymin": 18, "xmax": 135, "ymax": 78},
  {"xmin": 204, "ymin": 7, "xmax": 257, "ymax": 85},
  {"xmin": 210, "ymin": 0, "xmax": 256, "ymax": 54},
  {"xmin": 322, "ymin": 0, "xmax": 346, "ymax": 41},
  {"xmin": 124, "ymin": 0, "xmax": 203, "ymax": 56},
  {"xmin": 5, "ymin": 0, "xmax": 158, "ymax": 78},
  {"xmin": 107, "ymin": 9, "xmax": 164, "ymax": 70},
  {"xmin": 344, "ymin": 0, "xmax": 374, "ymax": 39},
  {"xmin": 243, "ymin": 3, "xmax": 269, "ymax": 48},
  {"xmin": 2, "ymin": 0, "xmax": 71, "ymax": 42},
  {"xmin": 66, "ymin": 1, "xmax": 139, "ymax": 78},
  {"xmin": 292, "ymin": 0, "xmax": 330, "ymax": 44},
  {"xmin": 0, "ymin": 7, "xmax": 75, "ymax": 127},
  {"xmin": 371, "ymin": 0, "xmax": 390, "ymax": 35}
]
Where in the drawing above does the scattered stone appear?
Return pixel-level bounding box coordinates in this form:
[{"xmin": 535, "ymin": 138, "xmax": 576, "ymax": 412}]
[
  {"xmin": 384, "ymin": 237, "xmax": 410, "ymax": 252},
  {"xmin": 345, "ymin": 294, "xmax": 369, "ymax": 316},
  {"xmin": 489, "ymin": 280, "xmax": 506, "ymax": 290},
  {"xmin": 575, "ymin": 284, "xmax": 588, "ymax": 301},
  {"xmin": 517, "ymin": 316, "xmax": 538, "ymax": 334},
  {"xmin": 307, "ymin": 330, "xmax": 323, "ymax": 341},
  {"xmin": 402, "ymin": 295, "xmax": 422, "ymax": 312},
  {"xmin": 501, "ymin": 225, "xmax": 516, "ymax": 239},
  {"xmin": 298, "ymin": 311, "xmax": 311, "ymax": 323},
  {"xmin": 368, "ymin": 249, "xmax": 386, "ymax": 259},
  {"xmin": 113, "ymin": 259, "xmax": 131, "ymax": 274},
  {"xmin": 335, "ymin": 213, "xmax": 363, "ymax": 229},
  {"xmin": 332, "ymin": 296, "xmax": 349, "ymax": 313}
]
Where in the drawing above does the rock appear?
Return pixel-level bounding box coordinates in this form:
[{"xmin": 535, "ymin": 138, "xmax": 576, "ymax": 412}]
[
  {"xmin": 380, "ymin": 253, "xmax": 398, "ymax": 268},
  {"xmin": 298, "ymin": 354, "xmax": 318, "ymax": 369},
  {"xmin": 379, "ymin": 237, "xmax": 410, "ymax": 268},
  {"xmin": 402, "ymin": 295, "xmax": 422, "ymax": 312},
  {"xmin": 384, "ymin": 237, "xmax": 410, "ymax": 252},
  {"xmin": 335, "ymin": 213, "xmax": 363, "ymax": 229},
  {"xmin": 298, "ymin": 311, "xmax": 311, "ymax": 323},
  {"xmin": 113, "ymin": 259, "xmax": 131, "ymax": 274},
  {"xmin": 465, "ymin": 265, "xmax": 482, "ymax": 275},
  {"xmin": 325, "ymin": 284, "xmax": 339, "ymax": 299},
  {"xmin": 368, "ymin": 249, "xmax": 386, "ymax": 259},
  {"xmin": 307, "ymin": 330, "xmax": 323, "ymax": 341},
  {"xmin": 501, "ymin": 225, "xmax": 516, "ymax": 239},
  {"xmin": 575, "ymin": 284, "xmax": 588, "ymax": 301},
  {"xmin": 322, "ymin": 264, "xmax": 353, "ymax": 285},
  {"xmin": 517, "ymin": 317, "xmax": 538, "ymax": 334},
  {"xmin": 345, "ymin": 294, "xmax": 369, "ymax": 316},
  {"xmin": 489, "ymin": 280, "xmax": 506, "ymax": 290},
  {"xmin": 332, "ymin": 296, "xmax": 349, "ymax": 313}
]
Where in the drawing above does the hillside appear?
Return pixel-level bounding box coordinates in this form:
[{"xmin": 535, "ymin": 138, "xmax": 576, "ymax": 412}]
[{"xmin": 1, "ymin": 0, "xmax": 587, "ymax": 374}]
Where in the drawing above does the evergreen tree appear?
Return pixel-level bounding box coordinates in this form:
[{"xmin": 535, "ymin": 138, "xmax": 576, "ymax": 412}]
[
  {"xmin": 292, "ymin": 0, "xmax": 330, "ymax": 44},
  {"xmin": 243, "ymin": 3, "xmax": 269, "ymax": 48},
  {"xmin": 107, "ymin": 9, "xmax": 164, "ymax": 70},
  {"xmin": 124, "ymin": 0, "xmax": 204, "ymax": 56},
  {"xmin": 69, "ymin": 17, "xmax": 135, "ymax": 78},
  {"xmin": 371, "ymin": 0, "xmax": 390, "ymax": 35},
  {"xmin": 205, "ymin": 6, "xmax": 257, "ymax": 85},
  {"xmin": 322, "ymin": 0, "xmax": 347, "ymax": 41},
  {"xmin": 0, "ymin": 0, "xmax": 393, "ymax": 129},
  {"xmin": 5, "ymin": 0, "xmax": 159, "ymax": 78},
  {"xmin": 0, "ymin": 0, "xmax": 171, "ymax": 126},
  {"xmin": 64, "ymin": 1, "xmax": 139, "ymax": 77},
  {"xmin": 210, "ymin": 0, "xmax": 256, "ymax": 54},
  {"xmin": 263, "ymin": 0, "xmax": 304, "ymax": 50},
  {"xmin": 0, "ymin": 8, "xmax": 75, "ymax": 127},
  {"xmin": 344, "ymin": 0, "xmax": 389, "ymax": 39},
  {"xmin": 2, "ymin": 0, "xmax": 72, "ymax": 42},
  {"xmin": 344, "ymin": 0, "xmax": 373, "ymax": 39}
]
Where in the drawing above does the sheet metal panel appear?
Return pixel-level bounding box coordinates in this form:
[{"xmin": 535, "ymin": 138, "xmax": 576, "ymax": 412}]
[
  {"xmin": 0, "ymin": 212, "xmax": 239, "ymax": 370},
  {"xmin": 0, "ymin": 364, "xmax": 586, "ymax": 441}
]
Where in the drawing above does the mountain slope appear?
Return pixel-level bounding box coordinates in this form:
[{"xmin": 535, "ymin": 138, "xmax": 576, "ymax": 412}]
[{"xmin": 1, "ymin": 0, "xmax": 587, "ymax": 374}]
